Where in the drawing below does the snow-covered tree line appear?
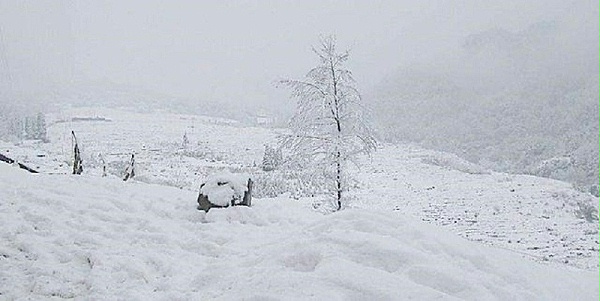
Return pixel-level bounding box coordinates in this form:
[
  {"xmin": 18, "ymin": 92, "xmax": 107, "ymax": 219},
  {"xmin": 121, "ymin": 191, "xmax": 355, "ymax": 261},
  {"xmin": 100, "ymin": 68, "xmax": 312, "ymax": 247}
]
[
  {"xmin": 372, "ymin": 21, "xmax": 598, "ymax": 194},
  {"xmin": 20, "ymin": 113, "xmax": 48, "ymax": 141},
  {"xmin": 0, "ymin": 100, "xmax": 48, "ymax": 142}
]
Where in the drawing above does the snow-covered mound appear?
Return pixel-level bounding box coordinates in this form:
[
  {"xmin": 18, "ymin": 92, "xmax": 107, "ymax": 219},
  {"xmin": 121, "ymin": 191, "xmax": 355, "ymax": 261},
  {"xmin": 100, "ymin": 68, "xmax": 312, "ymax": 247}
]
[{"xmin": 0, "ymin": 164, "xmax": 597, "ymax": 300}]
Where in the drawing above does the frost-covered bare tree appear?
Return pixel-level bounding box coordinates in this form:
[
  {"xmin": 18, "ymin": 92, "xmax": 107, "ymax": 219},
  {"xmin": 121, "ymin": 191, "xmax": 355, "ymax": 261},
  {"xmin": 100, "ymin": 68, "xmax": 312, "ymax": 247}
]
[{"xmin": 278, "ymin": 36, "xmax": 376, "ymax": 210}]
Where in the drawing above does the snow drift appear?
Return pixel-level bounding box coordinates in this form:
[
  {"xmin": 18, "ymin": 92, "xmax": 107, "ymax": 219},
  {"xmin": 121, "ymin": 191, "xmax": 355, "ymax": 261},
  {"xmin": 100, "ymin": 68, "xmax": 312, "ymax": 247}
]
[{"xmin": 0, "ymin": 164, "xmax": 597, "ymax": 300}]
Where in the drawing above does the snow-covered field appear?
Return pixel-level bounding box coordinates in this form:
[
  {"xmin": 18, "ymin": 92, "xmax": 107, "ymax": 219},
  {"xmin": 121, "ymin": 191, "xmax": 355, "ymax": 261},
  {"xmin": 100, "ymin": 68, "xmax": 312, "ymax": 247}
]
[
  {"xmin": 1, "ymin": 164, "xmax": 598, "ymax": 300},
  {"xmin": 2, "ymin": 107, "xmax": 280, "ymax": 189},
  {"xmin": 1, "ymin": 107, "xmax": 598, "ymax": 299},
  {"xmin": 352, "ymin": 145, "xmax": 599, "ymax": 270}
]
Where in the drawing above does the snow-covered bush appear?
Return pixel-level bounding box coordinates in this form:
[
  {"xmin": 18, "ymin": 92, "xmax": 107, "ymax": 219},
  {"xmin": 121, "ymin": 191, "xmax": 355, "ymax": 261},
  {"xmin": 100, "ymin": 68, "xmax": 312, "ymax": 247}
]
[
  {"xmin": 589, "ymin": 185, "xmax": 599, "ymax": 198},
  {"xmin": 252, "ymin": 168, "xmax": 331, "ymax": 199},
  {"xmin": 106, "ymin": 160, "xmax": 130, "ymax": 178},
  {"xmin": 421, "ymin": 153, "xmax": 490, "ymax": 175},
  {"xmin": 261, "ymin": 144, "xmax": 282, "ymax": 172},
  {"xmin": 535, "ymin": 157, "xmax": 573, "ymax": 178},
  {"xmin": 574, "ymin": 199, "xmax": 599, "ymax": 222}
]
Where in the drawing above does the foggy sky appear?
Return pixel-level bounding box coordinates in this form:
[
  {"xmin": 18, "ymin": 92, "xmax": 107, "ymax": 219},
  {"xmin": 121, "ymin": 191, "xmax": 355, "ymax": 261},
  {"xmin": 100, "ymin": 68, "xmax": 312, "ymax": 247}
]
[{"xmin": 0, "ymin": 0, "xmax": 597, "ymax": 107}]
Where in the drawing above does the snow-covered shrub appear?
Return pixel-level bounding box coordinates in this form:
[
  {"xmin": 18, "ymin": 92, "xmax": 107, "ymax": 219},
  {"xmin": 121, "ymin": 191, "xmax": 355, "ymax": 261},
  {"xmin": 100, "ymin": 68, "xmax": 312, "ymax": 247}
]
[
  {"xmin": 589, "ymin": 185, "xmax": 599, "ymax": 198},
  {"xmin": 535, "ymin": 157, "xmax": 573, "ymax": 178},
  {"xmin": 421, "ymin": 153, "xmax": 490, "ymax": 175},
  {"xmin": 574, "ymin": 199, "xmax": 599, "ymax": 222},
  {"xmin": 251, "ymin": 171, "xmax": 288, "ymax": 198},
  {"xmin": 106, "ymin": 160, "xmax": 129, "ymax": 178},
  {"xmin": 261, "ymin": 144, "xmax": 282, "ymax": 172},
  {"xmin": 252, "ymin": 168, "xmax": 332, "ymax": 199}
]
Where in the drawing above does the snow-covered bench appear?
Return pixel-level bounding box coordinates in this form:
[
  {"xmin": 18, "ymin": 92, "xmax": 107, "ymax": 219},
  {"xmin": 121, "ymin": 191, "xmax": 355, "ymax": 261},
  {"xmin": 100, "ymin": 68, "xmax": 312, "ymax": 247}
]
[{"xmin": 197, "ymin": 172, "xmax": 253, "ymax": 212}]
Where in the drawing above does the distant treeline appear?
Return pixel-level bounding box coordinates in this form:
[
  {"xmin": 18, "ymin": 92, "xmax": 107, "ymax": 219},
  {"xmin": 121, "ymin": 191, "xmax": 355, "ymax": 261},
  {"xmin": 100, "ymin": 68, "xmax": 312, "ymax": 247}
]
[{"xmin": 0, "ymin": 102, "xmax": 48, "ymax": 142}]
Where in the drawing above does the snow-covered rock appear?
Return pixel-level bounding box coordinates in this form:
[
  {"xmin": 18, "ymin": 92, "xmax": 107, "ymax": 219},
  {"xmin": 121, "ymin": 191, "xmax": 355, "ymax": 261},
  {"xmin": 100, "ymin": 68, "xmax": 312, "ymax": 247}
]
[{"xmin": 199, "ymin": 171, "xmax": 250, "ymax": 207}]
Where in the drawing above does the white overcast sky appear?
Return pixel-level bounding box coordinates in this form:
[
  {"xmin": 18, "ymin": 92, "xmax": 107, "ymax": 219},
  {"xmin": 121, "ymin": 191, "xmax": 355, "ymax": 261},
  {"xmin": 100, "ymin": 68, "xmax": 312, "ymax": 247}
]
[{"xmin": 0, "ymin": 0, "xmax": 597, "ymax": 105}]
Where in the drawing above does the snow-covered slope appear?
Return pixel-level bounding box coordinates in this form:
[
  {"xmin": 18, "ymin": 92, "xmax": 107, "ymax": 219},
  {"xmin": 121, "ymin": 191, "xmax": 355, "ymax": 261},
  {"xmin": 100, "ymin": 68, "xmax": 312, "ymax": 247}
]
[
  {"xmin": 352, "ymin": 145, "xmax": 599, "ymax": 270},
  {"xmin": 0, "ymin": 164, "xmax": 598, "ymax": 300}
]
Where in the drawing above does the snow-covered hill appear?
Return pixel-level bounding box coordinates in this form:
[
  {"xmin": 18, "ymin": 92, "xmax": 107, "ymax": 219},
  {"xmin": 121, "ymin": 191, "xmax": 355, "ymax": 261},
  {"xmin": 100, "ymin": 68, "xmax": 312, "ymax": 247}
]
[{"xmin": 0, "ymin": 164, "xmax": 597, "ymax": 300}]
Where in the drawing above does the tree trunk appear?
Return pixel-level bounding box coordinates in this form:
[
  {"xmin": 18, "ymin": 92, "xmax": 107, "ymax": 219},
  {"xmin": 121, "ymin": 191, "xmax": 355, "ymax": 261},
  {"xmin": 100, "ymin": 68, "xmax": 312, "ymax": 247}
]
[{"xmin": 336, "ymin": 151, "xmax": 342, "ymax": 210}]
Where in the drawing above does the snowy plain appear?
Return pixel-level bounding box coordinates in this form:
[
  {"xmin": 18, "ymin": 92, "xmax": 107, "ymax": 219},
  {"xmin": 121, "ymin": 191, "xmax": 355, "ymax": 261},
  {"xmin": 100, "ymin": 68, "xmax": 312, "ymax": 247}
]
[{"xmin": 0, "ymin": 107, "xmax": 598, "ymax": 300}]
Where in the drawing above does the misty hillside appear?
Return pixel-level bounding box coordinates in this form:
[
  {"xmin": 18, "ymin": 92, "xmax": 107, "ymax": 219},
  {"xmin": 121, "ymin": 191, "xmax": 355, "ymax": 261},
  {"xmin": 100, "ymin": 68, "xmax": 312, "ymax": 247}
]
[{"xmin": 373, "ymin": 19, "xmax": 599, "ymax": 193}]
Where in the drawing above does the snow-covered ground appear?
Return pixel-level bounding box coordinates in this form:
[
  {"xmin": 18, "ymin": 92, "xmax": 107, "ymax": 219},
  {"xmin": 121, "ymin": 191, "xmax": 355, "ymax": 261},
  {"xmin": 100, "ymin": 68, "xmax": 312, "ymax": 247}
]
[
  {"xmin": 0, "ymin": 107, "xmax": 598, "ymax": 299},
  {"xmin": 0, "ymin": 164, "xmax": 598, "ymax": 300},
  {"xmin": 352, "ymin": 145, "xmax": 599, "ymax": 270},
  {"xmin": 2, "ymin": 107, "xmax": 280, "ymax": 188}
]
